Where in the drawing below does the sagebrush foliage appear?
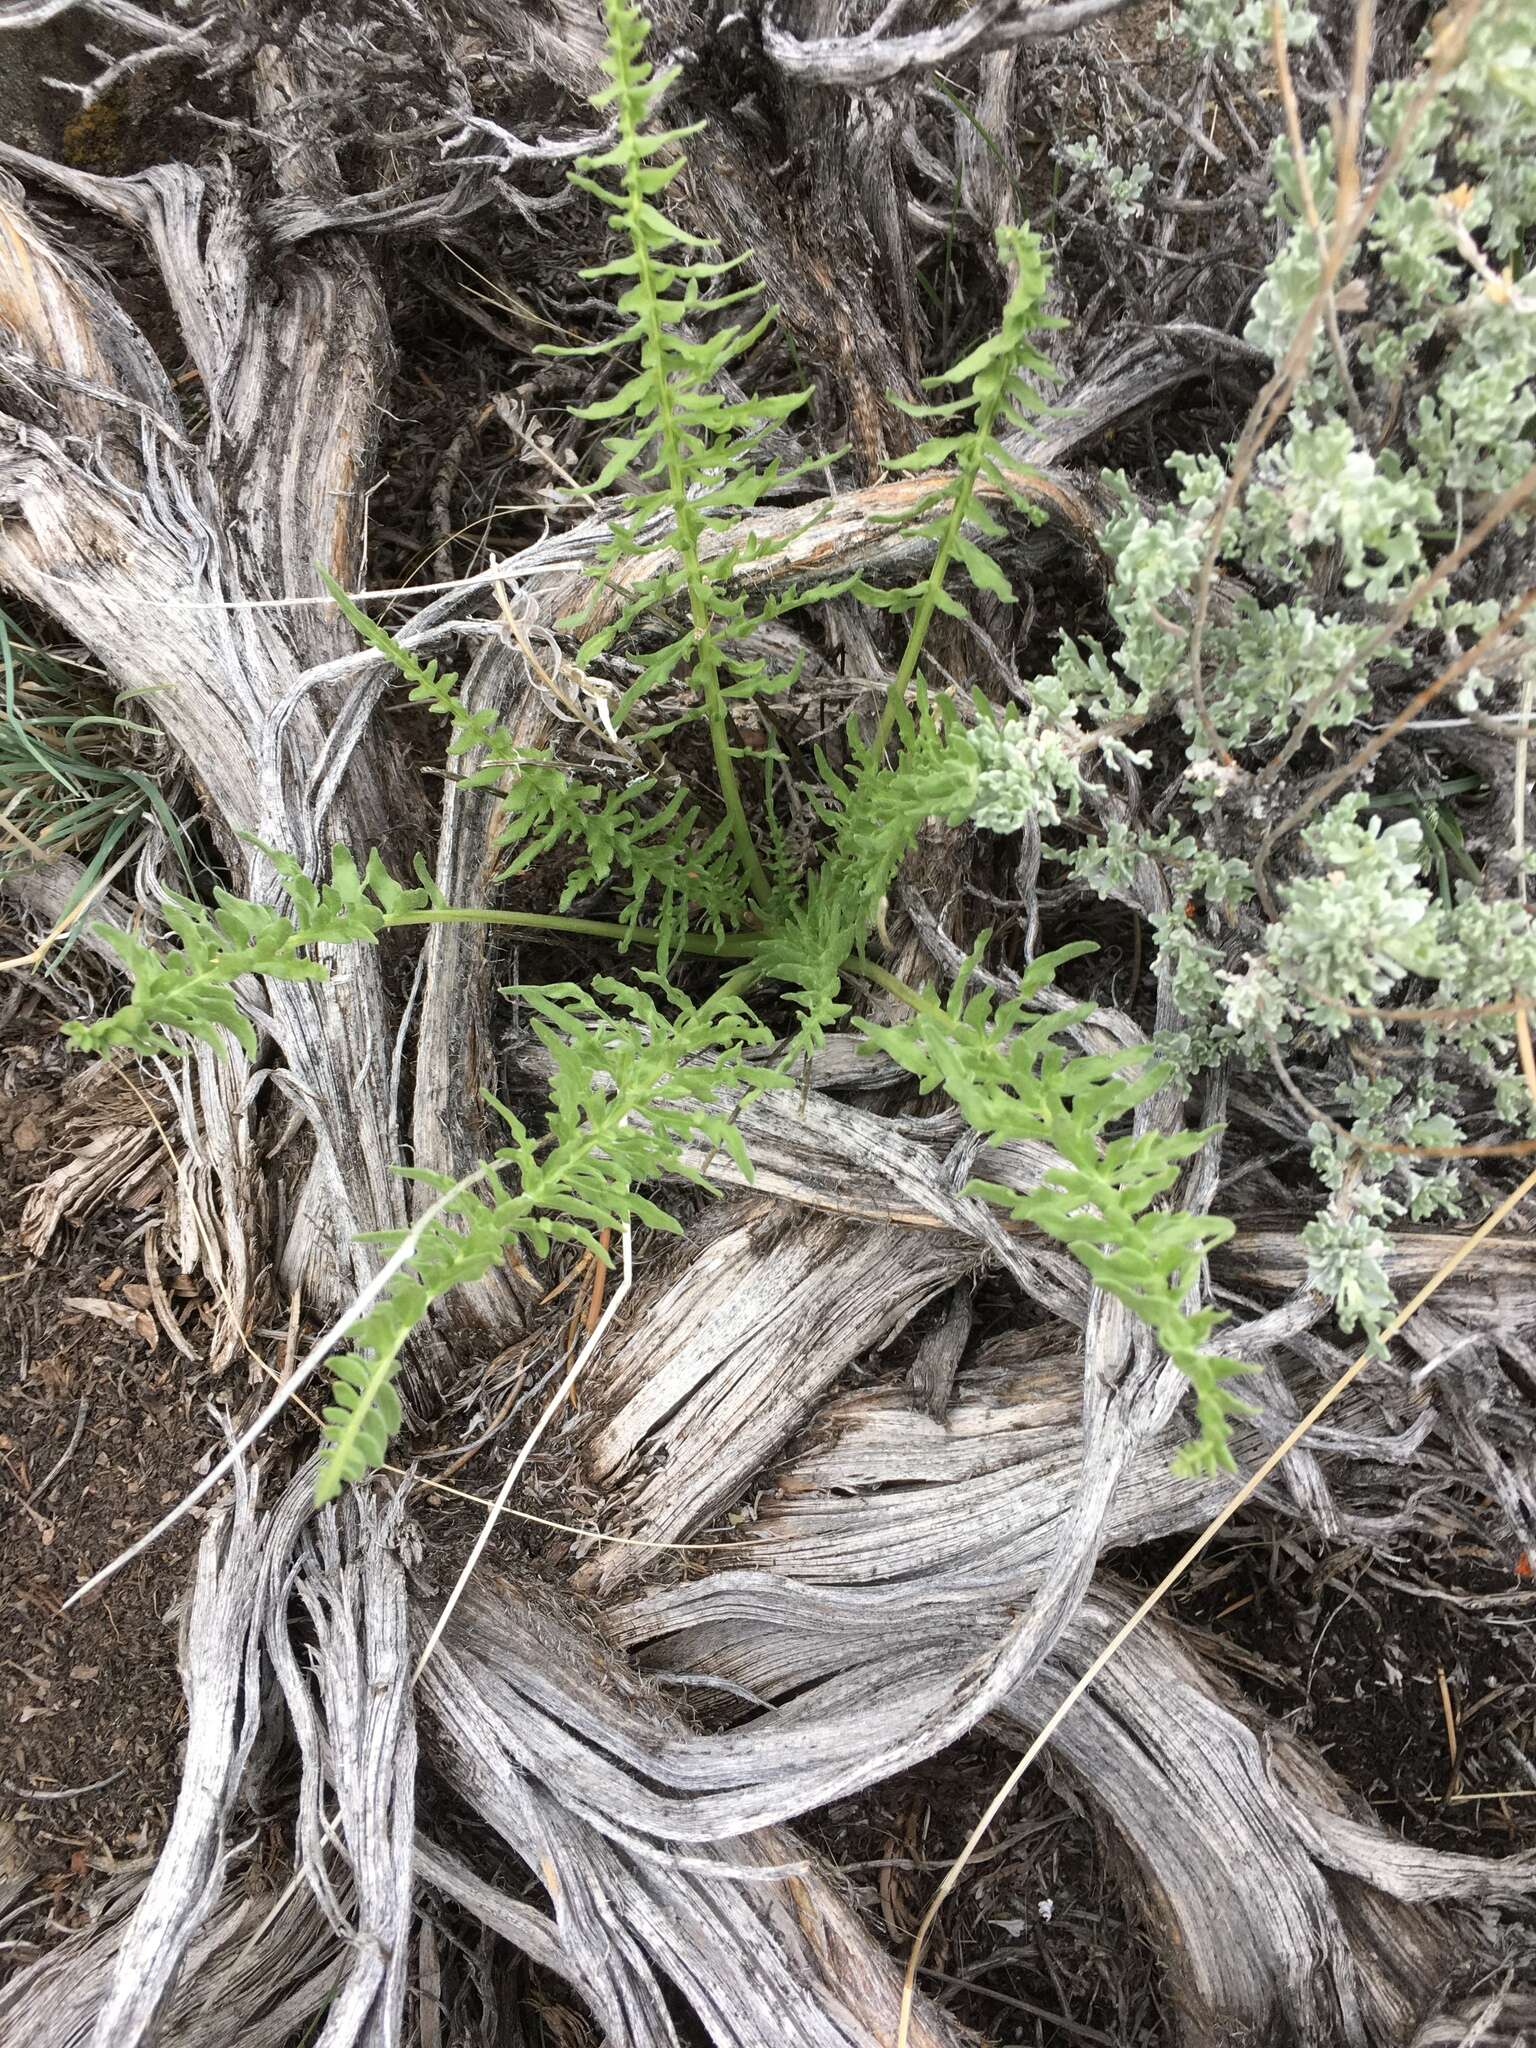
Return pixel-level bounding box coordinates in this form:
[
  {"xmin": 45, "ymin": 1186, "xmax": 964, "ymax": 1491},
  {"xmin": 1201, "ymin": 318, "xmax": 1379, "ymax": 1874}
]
[{"xmin": 1042, "ymin": 0, "xmax": 1536, "ymax": 1334}]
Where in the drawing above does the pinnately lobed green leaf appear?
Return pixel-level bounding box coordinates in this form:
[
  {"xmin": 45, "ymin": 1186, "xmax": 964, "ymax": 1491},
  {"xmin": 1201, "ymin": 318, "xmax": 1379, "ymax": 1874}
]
[
  {"xmin": 318, "ymin": 569, "xmax": 748, "ymax": 969},
  {"xmin": 859, "ymin": 955, "xmax": 1257, "ymax": 1477},
  {"xmin": 63, "ymin": 840, "xmax": 445, "ymax": 1062},
  {"xmin": 534, "ymin": 0, "xmax": 869, "ymax": 913},
  {"xmin": 864, "ymin": 223, "xmax": 1064, "ymax": 756},
  {"xmin": 313, "ymin": 977, "xmax": 785, "ymax": 1501}
]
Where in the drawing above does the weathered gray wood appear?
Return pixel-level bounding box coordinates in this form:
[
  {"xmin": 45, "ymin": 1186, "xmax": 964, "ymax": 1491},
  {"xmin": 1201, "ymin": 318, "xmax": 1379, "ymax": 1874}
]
[
  {"xmin": 762, "ymin": 0, "xmax": 1137, "ymax": 87},
  {"xmin": 0, "ymin": 166, "xmax": 412, "ymax": 1319},
  {"xmin": 409, "ymin": 634, "xmax": 550, "ymax": 1331},
  {"xmin": 1410, "ymin": 1985, "xmax": 1536, "ymax": 2045},
  {"xmin": 85, "ymin": 1462, "xmax": 268, "ymax": 2048},
  {"xmin": 570, "ymin": 1195, "xmax": 976, "ymax": 1595},
  {"xmin": 416, "ymin": 1573, "xmax": 970, "ymax": 2048},
  {"xmin": 285, "ymin": 1501, "xmax": 417, "ymax": 2048},
  {"xmin": 413, "ymin": 1838, "xmax": 581, "ymax": 1999},
  {"xmin": 615, "ymin": 1406, "xmax": 1535, "ymax": 2047},
  {"xmin": 0, "ymin": 1854, "xmax": 341, "ymax": 2048},
  {"xmin": 908, "ymin": 1283, "xmax": 974, "ymax": 1419},
  {"xmin": 998, "ymin": 1582, "xmax": 1534, "ymax": 2047}
]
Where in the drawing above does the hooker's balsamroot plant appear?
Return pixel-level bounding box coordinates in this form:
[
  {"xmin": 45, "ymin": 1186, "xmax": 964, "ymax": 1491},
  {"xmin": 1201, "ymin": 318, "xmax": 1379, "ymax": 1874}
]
[{"xmin": 65, "ymin": 0, "xmax": 1309, "ymax": 1499}]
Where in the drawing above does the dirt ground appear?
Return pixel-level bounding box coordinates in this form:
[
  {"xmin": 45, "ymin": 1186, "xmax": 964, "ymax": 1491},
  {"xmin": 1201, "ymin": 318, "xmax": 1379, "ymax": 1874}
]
[
  {"xmin": 803, "ymin": 1739, "xmax": 1168, "ymax": 2046},
  {"xmin": 1, "ymin": 1001, "xmax": 203, "ymax": 1905},
  {"xmin": 1164, "ymin": 1534, "xmax": 1536, "ymax": 1858}
]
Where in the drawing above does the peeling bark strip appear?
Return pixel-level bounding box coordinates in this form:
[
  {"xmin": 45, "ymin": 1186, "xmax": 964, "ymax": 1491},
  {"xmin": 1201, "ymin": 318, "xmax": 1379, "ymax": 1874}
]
[
  {"xmin": 84, "ymin": 1464, "xmax": 268, "ymax": 2048},
  {"xmin": 409, "ymin": 633, "xmax": 550, "ymax": 1331},
  {"xmin": 277, "ymin": 1500, "xmax": 417, "ymax": 2048},
  {"xmin": 761, "ymin": 0, "xmax": 1137, "ymax": 87},
  {"xmin": 0, "ymin": 166, "xmax": 411, "ymax": 1317}
]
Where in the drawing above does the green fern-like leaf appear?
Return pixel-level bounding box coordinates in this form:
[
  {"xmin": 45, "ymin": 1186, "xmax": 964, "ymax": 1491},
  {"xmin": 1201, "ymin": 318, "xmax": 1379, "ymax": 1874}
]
[
  {"xmin": 755, "ymin": 689, "xmax": 995, "ymax": 1046},
  {"xmin": 752, "ymin": 700, "xmax": 954, "ymax": 1035},
  {"xmin": 312, "ymin": 976, "xmax": 788, "ymax": 1501},
  {"xmin": 491, "ymin": 756, "xmax": 747, "ymax": 969},
  {"xmin": 545, "ymin": 0, "xmax": 856, "ymax": 905},
  {"xmin": 64, "ymin": 842, "xmax": 443, "ymax": 1061},
  {"xmin": 746, "ymin": 231, "xmax": 1069, "ymax": 1021},
  {"xmin": 861, "ymin": 958, "xmax": 1256, "ymax": 1476},
  {"xmin": 867, "ymin": 224, "xmax": 1063, "ymax": 754},
  {"xmin": 319, "ymin": 568, "xmax": 752, "ymax": 968}
]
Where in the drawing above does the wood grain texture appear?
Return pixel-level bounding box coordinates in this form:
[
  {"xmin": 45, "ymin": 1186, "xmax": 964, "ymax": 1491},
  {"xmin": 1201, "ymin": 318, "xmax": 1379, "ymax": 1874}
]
[{"xmin": 0, "ymin": 167, "xmax": 412, "ymax": 1320}]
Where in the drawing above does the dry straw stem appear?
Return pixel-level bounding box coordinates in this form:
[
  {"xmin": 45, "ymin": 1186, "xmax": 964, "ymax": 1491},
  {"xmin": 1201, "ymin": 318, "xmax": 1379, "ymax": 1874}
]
[
  {"xmin": 895, "ymin": 1156, "xmax": 1536, "ymax": 2047},
  {"xmin": 411, "ymin": 1220, "xmax": 635, "ymax": 1683},
  {"xmin": 1182, "ymin": 0, "xmax": 1481, "ymax": 763},
  {"xmin": 1258, "ymin": 461, "xmax": 1536, "ymax": 798}
]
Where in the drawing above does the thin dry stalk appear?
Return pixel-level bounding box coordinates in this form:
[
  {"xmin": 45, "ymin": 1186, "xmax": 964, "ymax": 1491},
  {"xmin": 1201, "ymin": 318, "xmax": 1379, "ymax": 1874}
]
[
  {"xmin": 1256, "ymin": 583, "xmax": 1536, "ymax": 904},
  {"xmin": 1182, "ymin": 0, "xmax": 1482, "ymax": 760}
]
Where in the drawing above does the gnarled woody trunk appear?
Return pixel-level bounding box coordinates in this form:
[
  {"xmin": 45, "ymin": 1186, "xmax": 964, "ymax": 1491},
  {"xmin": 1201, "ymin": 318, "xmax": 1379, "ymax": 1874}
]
[{"xmin": 0, "ymin": 155, "xmax": 412, "ymax": 1322}]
